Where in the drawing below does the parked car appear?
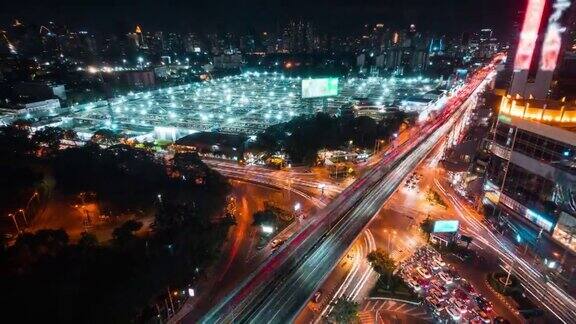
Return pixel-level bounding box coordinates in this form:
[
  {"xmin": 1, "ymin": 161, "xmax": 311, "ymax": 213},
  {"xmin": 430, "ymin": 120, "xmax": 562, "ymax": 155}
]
[
  {"xmin": 447, "ymin": 306, "xmax": 462, "ymax": 320},
  {"xmin": 417, "ymin": 266, "xmax": 432, "ymax": 279}
]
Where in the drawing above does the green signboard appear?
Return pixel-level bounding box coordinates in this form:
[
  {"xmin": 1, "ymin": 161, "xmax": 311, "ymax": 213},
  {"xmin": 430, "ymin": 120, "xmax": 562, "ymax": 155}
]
[
  {"xmin": 301, "ymin": 78, "xmax": 339, "ymax": 98},
  {"xmin": 432, "ymin": 220, "xmax": 459, "ymax": 233}
]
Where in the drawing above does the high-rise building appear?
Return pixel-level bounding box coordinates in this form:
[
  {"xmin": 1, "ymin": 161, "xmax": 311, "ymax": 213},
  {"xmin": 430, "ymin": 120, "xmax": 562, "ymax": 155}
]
[
  {"xmin": 127, "ymin": 25, "xmax": 146, "ymax": 49},
  {"xmin": 484, "ymin": 96, "xmax": 576, "ymax": 255}
]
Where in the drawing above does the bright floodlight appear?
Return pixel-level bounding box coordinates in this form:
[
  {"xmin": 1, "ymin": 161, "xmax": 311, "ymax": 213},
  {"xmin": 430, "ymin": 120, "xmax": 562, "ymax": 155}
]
[
  {"xmin": 294, "ymin": 202, "xmax": 301, "ymax": 211},
  {"xmin": 261, "ymin": 225, "xmax": 274, "ymax": 234}
]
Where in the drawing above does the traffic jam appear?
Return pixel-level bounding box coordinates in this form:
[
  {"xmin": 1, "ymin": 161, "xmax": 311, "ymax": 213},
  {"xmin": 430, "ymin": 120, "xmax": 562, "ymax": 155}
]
[{"xmin": 399, "ymin": 247, "xmax": 494, "ymax": 323}]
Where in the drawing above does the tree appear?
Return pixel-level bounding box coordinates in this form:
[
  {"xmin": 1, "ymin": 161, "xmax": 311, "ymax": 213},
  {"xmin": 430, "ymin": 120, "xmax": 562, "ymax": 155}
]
[
  {"xmin": 32, "ymin": 126, "xmax": 66, "ymax": 156},
  {"xmin": 0, "ymin": 124, "xmax": 38, "ymax": 162},
  {"xmin": 420, "ymin": 216, "xmax": 434, "ymax": 241},
  {"xmin": 78, "ymin": 231, "xmax": 99, "ymax": 249},
  {"xmin": 252, "ymin": 209, "xmax": 278, "ymax": 227},
  {"xmin": 328, "ymin": 297, "xmax": 359, "ymax": 324},
  {"xmin": 367, "ymin": 249, "xmax": 395, "ymax": 275},
  {"xmin": 460, "ymin": 235, "xmax": 473, "ymax": 249},
  {"xmin": 112, "ymin": 220, "xmax": 143, "ymax": 247},
  {"xmin": 91, "ymin": 128, "xmax": 121, "ymax": 146}
]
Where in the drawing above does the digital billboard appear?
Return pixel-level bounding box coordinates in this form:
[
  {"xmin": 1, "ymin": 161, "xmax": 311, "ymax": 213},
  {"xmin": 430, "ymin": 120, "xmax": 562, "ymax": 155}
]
[
  {"xmin": 432, "ymin": 220, "xmax": 459, "ymax": 233},
  {"xmin": 301, "ymin": 78, "xmax": 338, "ymax": 99}
]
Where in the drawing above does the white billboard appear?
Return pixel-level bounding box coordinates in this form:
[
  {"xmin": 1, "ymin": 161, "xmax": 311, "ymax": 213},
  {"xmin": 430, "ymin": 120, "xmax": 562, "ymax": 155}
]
[
  {"xmin": 301, "ymin": 78, "xmax": 338, "ymax": 99},
  {"xmin": 432, "ymin": 220, "xmax": 459, "ymax": 233}
]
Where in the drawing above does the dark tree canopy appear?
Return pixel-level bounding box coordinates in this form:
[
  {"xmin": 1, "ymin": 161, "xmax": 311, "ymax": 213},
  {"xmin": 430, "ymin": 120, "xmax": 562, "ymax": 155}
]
[
  {"xmin": 254, "ymin": 111, "xmax": 409, "ymax": 164},
  {"xmin": 0, "ymin": 123, "xmax": 232, "ymax": 323}
]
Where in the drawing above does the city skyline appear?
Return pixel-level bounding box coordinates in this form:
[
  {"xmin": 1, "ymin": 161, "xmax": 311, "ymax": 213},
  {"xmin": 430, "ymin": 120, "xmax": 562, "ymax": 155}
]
[{"xmin": 0, "ymin": 0, "xmax": 517, "ymax": 36}]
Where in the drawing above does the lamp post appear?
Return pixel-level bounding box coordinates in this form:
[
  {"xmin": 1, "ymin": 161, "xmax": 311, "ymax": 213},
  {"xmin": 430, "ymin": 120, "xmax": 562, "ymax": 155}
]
[
  {"xmin": 26, "ymin": 191, "xmax": 39, "ymax": 211},
  {"xmin": 8, "ymin": 213, "xmax": 20, "ymax": 233},
  {"xmin": 18, "ymin": 209, "xmax": 28, "ymax": 226},
  {"xmin": 318, "ymin": 183, "xmax": 326, "ymax": 196}
]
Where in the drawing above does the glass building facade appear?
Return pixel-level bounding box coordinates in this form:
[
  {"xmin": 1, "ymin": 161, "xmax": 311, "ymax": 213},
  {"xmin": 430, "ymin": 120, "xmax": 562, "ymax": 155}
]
[{"xmin": 485, "ymin": 103, "xmax": 576, "ymax": 253}]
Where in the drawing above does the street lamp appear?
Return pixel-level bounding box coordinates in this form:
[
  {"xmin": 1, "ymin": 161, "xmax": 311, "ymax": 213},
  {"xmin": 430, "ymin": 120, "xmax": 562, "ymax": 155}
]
[
  {"xmin": 294, "ymin": 202, "xmax": 301, "ymax": 212},
  {"xmin": 8, "ymin": 213, "xmax": 20, "ymax": 233},
  {"xmin": 318, "ymin": 183, "xmax": 326, "ymax": 196},
  {"xmin": 18, "ymin": 209, "xmax": 28, "ymax": 226}
]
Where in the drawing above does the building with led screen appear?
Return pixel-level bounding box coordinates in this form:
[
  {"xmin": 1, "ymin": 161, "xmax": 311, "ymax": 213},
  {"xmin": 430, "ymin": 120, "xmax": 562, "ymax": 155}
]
[{"xmin": 484, "ymin": 0, "xmax": 576, "ymax": 256}]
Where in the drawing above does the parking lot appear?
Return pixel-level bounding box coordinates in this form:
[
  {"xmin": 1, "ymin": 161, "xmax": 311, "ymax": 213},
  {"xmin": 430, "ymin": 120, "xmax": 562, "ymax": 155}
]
[
  {"xmin": 399, "ymin": 246, "xmax": 495, "ymax": 323},
  {"xmin": 52, "ymin": 72, "xmax": 445, "ymax": 138}
]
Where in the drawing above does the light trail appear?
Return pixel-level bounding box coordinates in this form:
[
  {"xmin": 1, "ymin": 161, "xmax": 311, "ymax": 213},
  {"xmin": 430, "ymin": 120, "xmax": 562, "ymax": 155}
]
[{"xmin": 434, "ymin": 179, "xmax": 576, "ymax": 323}]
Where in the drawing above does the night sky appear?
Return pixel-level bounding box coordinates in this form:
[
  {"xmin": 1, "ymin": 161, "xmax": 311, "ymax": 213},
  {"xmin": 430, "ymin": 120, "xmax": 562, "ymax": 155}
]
[{"xmin": 1, "ymin": 0, "xmax": 521, "ymax": 36}]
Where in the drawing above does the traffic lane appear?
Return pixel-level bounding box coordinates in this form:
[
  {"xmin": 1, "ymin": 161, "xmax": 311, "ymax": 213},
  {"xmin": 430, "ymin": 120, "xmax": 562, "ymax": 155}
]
[
  {"xmin": 447, "ymin": 247, "xmax": 525, "ymax": 323},
  {"xmin": 177, "ymin": 182, "xmax": 318, "ymax": 323},
  {"xmin": 242, "ymin": 132, "xmax": 450, "ymax": 322},
  {"xmin": 434, "ymin": 178, "xmax": 576, "ymax": 323},
  {"xmin": 245, "ymin": 159, "xmax": 413, "ymax": 322}
]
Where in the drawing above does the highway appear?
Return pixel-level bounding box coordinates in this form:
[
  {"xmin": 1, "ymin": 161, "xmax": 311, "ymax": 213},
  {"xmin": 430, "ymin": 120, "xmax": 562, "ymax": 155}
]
[
  {"xmin": 229, "ymin": 92, "xmax": 477, "ymax": 323},
  {"xmin": 194, "ymin": 62, "xmax": 498, "ymax": 323}
]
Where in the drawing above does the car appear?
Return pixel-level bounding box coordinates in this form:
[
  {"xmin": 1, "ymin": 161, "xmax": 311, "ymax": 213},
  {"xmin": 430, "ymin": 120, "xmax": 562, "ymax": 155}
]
[
  {"xmin": 439, "ymin": 271, "xmax": 453, "ymax": 284},
  {"xmin": 431, "ymin": 283, "xmax": 448, "ymax": 295},
  {"xmin": 446, "ymin": 268, "xmax": 461, "ymax": 281},
  {"xmin": 449, "ymin": 297, "xmax": 468, "ymax": 314},
  {"xmin": 407, "ymin": 279, "xmax": 421, "ymax": 291},
  {"xmin": 432, "ymin": 255, "xmax": 446, "ymax": 267},
  {"xmin": 478, "ymin": 310, "xmax": 492, "ymax": 323},
  {"xmin": 270, "ymin": 238, "xmax": 285, "ymax": 249},
  {"xmin": 430, "ymin": 289, "xmax": 445, "ymax": 302},
  {"xmin": 493, "ymin": 316, "xmax": 511, "ymax": 324},
  {"xmin": 446, "ymin": 306, "xmax": 461, "ymax": 320},
  {"xmin": 312, "ymin": 290, "xmax": 323, "ymax": 303},
  {"xmin": 426, "ymin": 296, "xmax": 444, "ymax": 314},
  {"xmin": 417, "ymin": 266, "xmax": 432, "ymax": 279},
  {"xmin": 453, "ymin": 288, "xmax": 469, "ymax": 301},
  {"xmin": 417, "ymin": 277, "xmax": 430, "ymax": 288},
  {"xmin": 475, "ymin": 296, "xmax": 493, "ymax": 312},
  {"xmin": 461, "ymin": 279, "xmax": 477, "ymax": 296},
  {"xmin": 470, "ymin": 317, "xmax": 484, "ymax": 324}
]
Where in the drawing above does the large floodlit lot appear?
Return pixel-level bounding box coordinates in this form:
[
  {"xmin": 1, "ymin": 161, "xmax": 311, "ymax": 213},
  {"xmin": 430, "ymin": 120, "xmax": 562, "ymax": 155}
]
[{"xmin": 62, "ymin": 72, "xmax": 444, "ymax": 138}]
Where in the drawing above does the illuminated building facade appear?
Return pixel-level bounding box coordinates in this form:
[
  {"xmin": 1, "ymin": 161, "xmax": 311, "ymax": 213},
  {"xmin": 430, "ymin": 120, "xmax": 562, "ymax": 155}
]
[
  {"xmin": 510, "ymin": 0, "xmax": 572, "ymax": 99},
  {"xmin": 484, "ymin": 96, "xmax": 576, "ymax": 253}
]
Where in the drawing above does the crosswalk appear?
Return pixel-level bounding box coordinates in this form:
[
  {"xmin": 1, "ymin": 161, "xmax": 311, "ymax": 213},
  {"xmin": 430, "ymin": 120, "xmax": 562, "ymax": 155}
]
[{"xmin": 359, "ymin": 299, "xmax": 433, "ymax": 323}]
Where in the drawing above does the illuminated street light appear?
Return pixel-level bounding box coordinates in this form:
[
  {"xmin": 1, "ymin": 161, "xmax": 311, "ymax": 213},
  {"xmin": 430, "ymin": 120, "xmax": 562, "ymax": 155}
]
[
  {"xmin": 318, "ymin": 183, "xmax": 326, "ymax": 196},
  {"xmin": 7, "ymin": 213, "xmax": 20, "ymax": 233},
  {"xmin": 18, "ymin": 208, "xmax": 28, "ymax": 225},
  {"xmin": 294, "ymin": 202, "xmax": 301, "ymax": 212}
]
